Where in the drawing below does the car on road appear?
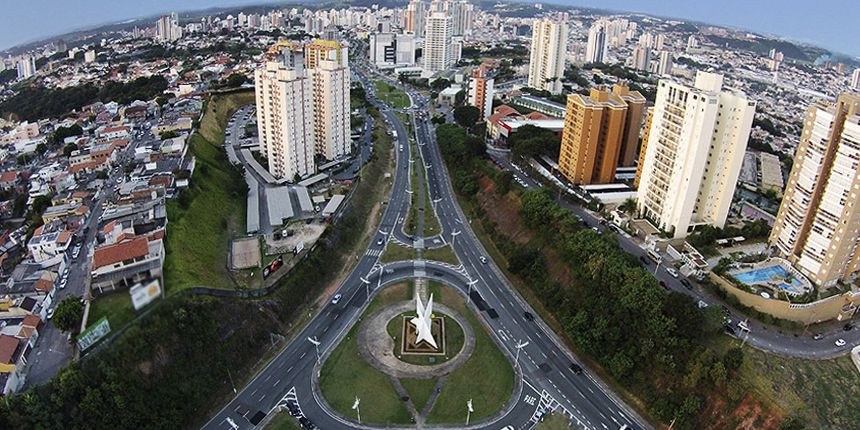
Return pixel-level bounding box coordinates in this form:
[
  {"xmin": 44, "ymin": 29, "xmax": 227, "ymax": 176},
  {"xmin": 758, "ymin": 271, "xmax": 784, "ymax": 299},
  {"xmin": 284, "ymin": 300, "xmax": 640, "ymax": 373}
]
[
  {"xmin": 666, "ymin": 268, "xmax": 680, "ymax": 278},
  {"xmin": 479, "ymin": 256, "xmax": 487, "ymax": 264},
  {"xmin": 486, "ymin": 308, "xmax": 499, "ymax": 319},
  {"xmin": 843, "ymin": 323, "xmax": 854, "ymax": 331},
  {"xmin": 523, "ymin": 312, "xmax": 535, "ymax": 321},
  {"xmin": 376, "ymin": 237, "xmax": 384, "ymax": 246},
  {"xmin": 59, "ymin": 277, "xmax": 67, "ymax": 290},
  {"xmin": 331, "ymin": 294, "xmax": 342, "ymax": 305},
  {"xmin": 658, "ymin": 280, "xmax": 667, "ymax": 289},
  {"xmin": 835, "ymin": 338, "xmax": 847, "ymax": 347},
  {"xmin": 46, "ymin": 307, "xmax": 55, "ymax": 320},
  {"xmin": 680, "ymin": 279, "xmax": 692, "ymax": 289},
  {"xmin": 812, "ymin": 333, "xmax": 824, "ymax": 340},
  {"xmin": 224, "ymin": 417, "xmax": 239, "ymax": 430},
  {"xmin": 569, "ymin": 363, "xmax": 584, "ymax": 374}
]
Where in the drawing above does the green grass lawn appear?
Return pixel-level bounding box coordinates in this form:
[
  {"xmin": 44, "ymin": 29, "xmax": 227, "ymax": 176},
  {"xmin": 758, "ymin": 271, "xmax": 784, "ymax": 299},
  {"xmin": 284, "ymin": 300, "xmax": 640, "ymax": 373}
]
[
  {"xmin": 400, "ymin": 377, "xmax": 438, "ymax": 413},
  {"xmin": 266, "ymin": 413, "xmax": 303, "ymax": 430},
  {"xmin": 163, "ymin": 91, "xmax": 254, "ymax": 294},
  {"xmin": 320, "ymin": 283, "xmax": 413, "ymax": 425},
  {"xmin": 425, "ymin": 287, "xmax": 514, "ymax": 424},
  {"xmin": 88, "ymin": 291, "xmax": 138, "ymax": 330},
  {"xmin": 380, "ymin": 243, "xmax": 416, "ymax": 263},
  {"xmin": 385, "ymin": 312, "xmax": 465, "ymax": 365},
  {"xmin": 375, "ymin": 81, "xmax": 410, "ymax": 109},
  {"xmin": 537, "ymin": 413, "xmax": 573, "ymax": 429},
  {"xmin": 712, "ymin": 337, "xmax": 860, "ymax": 429},
  {"xmin": 422, "ymin": 245, "xmax": 459, "ymax": 265}
]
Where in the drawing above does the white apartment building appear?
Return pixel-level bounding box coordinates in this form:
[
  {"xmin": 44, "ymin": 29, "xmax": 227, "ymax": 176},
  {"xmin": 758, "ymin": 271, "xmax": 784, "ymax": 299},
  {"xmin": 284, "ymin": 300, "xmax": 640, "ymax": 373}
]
[
  {"xmin": 527, "ymin": 18, "xmax": 568, "ymax": 95},
  {"xmin": 770, "ymin": 93, "xmax": 860, "ymax": 287},
  {"xmin": 255, "ymin": 62, "xmax": 316, "ymax": 180},
  {"xmin": 636, "ymin": 72, "xmax": 756, "ymax": 238},
  {"xmin": 16, "ymin": 56, "xmax": 36, "ymax": 80},
  {"xmin": 423, "ymin": 12, "xmax": 453, "ymax": 73},
  {"xmin": 852, "ymin": 68, "xmax": 860, "ymax": 90},
  {"xmin": 585, "ymin": 21, "xmax": 608, "ymax": 64},
  {"xmin": 369, "ymin": 33, "xmax": 415, "ymax": 68},
  {"xmin": 309, "ymin": 59, "xmax": 351, "ymax": 160}
]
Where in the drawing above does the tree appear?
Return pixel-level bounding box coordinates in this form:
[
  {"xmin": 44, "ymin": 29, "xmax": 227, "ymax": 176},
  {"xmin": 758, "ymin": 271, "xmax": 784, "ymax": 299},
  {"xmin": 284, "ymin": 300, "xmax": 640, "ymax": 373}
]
[
  {"xmin": 63, "ymin": 143, "xmax": 78, "ymax": 157},
  {"xmin": 496, "ymin": 171, "xmax": 514, "ymax": 194},
  {"xmin": 453, "ymin": 105, "xmax": 481, "ymax": 129},
  {"xmin": 225, "ymin": 73, "xmax": 247, "ymax": 88},
  {"xmin": 53, "ymin": 297, "xmax": 84, "ymax": 333},
  {"xmin": 430, "ymin": 78, "xmax": 450, "ymax": 91},
  {"xmin": 96, "ymin": 171, "xmax": 108, "ymax": 180},
  {"xmin": 159, "ymin": 130, "xmax": 179, "ymax": 140},
  {"xmin": 619, "ymin": 198, "xmax": 637, "ymax": 216}
]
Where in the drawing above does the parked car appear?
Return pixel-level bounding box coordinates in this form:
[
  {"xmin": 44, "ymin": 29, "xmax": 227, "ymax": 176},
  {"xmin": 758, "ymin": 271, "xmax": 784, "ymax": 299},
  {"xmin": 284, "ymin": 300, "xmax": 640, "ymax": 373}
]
[
  {"xmin": 331, "ymin": 294, "xmax": 342, "ymax": 305},
  {"xmin": 666, "ymin": 268, "xmax": 680, "ymax": 278},
  {"xmin": 812, "ymin": 333, "xmax": 824, "ymax": 340},
  {"xmin": 680, "ymin": 279, "xmax": 692, "ymax": 289}
]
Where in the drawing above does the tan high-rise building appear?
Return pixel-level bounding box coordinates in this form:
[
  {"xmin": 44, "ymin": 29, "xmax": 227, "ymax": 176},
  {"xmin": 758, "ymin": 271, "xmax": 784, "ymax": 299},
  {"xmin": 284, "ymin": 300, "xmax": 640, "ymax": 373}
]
[
  {"xmin": 612, "ymin": 83, "xmax": 646, "ymax": 167},
  {"xmin": 769, "ymin": 93, "xmax": 860, "ymax": 287},
  {"xmin": 558, "ymin": 87, "xmax": 628, "ymax": 184},
  {"xmin": 467, "ymin": 64, "xmax": 495, "ymax": 122},
  {"xmin": 304, "ymin": 39, "xmax": 348, "ymax": 69},
  {"xmin": 633, "ymin": 108, "xmax": 654, "ymax": 188},
  {"xmin": 636, "ymin": 72, "xmax": 755, "ymax": 238}
]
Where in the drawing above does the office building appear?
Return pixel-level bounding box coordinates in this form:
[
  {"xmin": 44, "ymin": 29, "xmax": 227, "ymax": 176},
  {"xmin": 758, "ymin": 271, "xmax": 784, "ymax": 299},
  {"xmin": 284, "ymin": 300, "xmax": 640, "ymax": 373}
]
[
  {"xmin": 769, "ymin": 93, "xmax": 860, "ymax": 287},
  {"xmin": 423, "ymin": 12, "xmax": 453, "ymax": 72},
  {"xmin": 468, "ymin": 64, "xmax": 495, "ymax": 121},
  {"xmin": 852, "ymin": 68, "xmax": 860, "ymax": 90},
  {"xmin": 636, "ymin": 72, "xmax": 756, "ymax": 238},
  {"xmin": 16, "ymin": 56, "xmax": 36, "ymax": 79},
  {"xmin": 557, "ymin": 83, "xmax": 645, "ymax": 184},
  {"xmin": 527, "ymin": 18, "xmax": 567, "ymax": 95},
  {"xmin": 84, "ymin": 50, "xmax": 96, "ymax": 63},
  {"xmin": 255, "ymin": 61, "xmax": 316, "ymax": 180},
  {"xmin": 631, "ymin": 45, "xmax": 649, "ymax": 72},
  {"xmin": 585, "ymin": 20, "xmax": 608, "ymax": 64},
  {"xmin": 405, "ymin": 0, "xmax": 426, "ymax": 37},
  {"xmin": 369, "ymin": 33, "xmax": 415, "ymax": 68}
]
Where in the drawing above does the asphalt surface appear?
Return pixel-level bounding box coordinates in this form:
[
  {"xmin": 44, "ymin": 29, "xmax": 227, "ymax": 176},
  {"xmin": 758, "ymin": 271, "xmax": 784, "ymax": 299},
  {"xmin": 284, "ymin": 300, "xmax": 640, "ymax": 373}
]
[
  {"xmin": 202, "ymin": 61, "xmax": 649, "ymax": 430},
  {"xmin": 24, "ymin": 123, "xmax": 153, "ymax": 388}
]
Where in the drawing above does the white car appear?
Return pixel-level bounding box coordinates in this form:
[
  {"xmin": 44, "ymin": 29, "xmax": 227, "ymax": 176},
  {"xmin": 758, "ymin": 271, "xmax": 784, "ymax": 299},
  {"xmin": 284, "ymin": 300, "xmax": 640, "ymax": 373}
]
[
  {"xmin": 331, "ymin": 294, "xmax": 342, "ymax": 305},
  {"xmin": 666, "ymin": 268, "xmax": 680, "ymax": 278},
  {"xmin": 835, "ymin": 338, "xmax": 847, "ymax": 347},
  {"xmin": 46, "ymin": 307, "xmax": 55, "ymax": 320},
  {"xmin": 479, "ymin": 256, "xmax": 487, "ymax": 264}
]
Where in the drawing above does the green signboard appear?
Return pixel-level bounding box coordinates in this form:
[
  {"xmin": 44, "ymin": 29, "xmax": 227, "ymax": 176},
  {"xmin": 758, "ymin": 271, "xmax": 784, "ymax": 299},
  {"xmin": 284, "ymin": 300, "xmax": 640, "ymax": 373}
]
[{"xmin": 76, "ymin": 316, "xmax": 111, "ymax": 351}]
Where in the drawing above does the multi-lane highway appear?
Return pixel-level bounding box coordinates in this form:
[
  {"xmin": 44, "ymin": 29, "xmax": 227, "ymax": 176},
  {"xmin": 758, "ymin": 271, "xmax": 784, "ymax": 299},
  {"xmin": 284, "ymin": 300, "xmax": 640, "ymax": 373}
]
[{"xmin": 203, "ymin": 63, "xmax": 648, "ymax": 430}]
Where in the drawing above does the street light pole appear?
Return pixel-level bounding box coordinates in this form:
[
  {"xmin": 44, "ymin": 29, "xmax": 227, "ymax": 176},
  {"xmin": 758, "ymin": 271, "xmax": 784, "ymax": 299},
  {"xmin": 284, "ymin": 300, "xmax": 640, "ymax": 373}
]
[
  {"xmin": 466, "ymin": 399, "xmax": 473, "ymax": 425},
  {"xmin": 467, "ymin": 279, "xmax": 477, "ymax": 302},
  {"xmin": 514, "ymin": 340, "xmax": 529, "ymax": 366},
  {"xmin": 352, "ymin": 397, "xmax": 361, "ymax": 423},
  {"xmin": 654, "ymin": 257, "xmax": 662, "ymax": 275},
  {"xmin": 451, "ymin": 230, "xmax": 461, "ymax": 248},
  {"xmin": 307, "ymin": 336, "xmax": 321, "ymax": 364}
]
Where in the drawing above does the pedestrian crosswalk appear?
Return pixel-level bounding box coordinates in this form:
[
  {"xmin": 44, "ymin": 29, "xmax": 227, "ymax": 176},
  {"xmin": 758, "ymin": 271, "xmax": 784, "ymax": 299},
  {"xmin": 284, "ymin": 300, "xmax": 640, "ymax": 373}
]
[{"xmin": 365, "ymin": 248, "xmax": 383, "ymax": 257}]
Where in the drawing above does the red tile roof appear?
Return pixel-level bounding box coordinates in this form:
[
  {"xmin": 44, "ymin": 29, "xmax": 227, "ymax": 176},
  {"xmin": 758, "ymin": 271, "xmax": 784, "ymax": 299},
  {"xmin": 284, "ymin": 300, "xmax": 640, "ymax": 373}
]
[
  {"xmin": 488, "ymin": 105, "xmax": 521, "ymax": 126},
  {"xmin": 0, "ymin": 335, "xmax": 19, "ymax": 364},
  {"xmin": 93, "ymin": 236, "xmax": 148, "ymax": 270},
  {"xmin": 0, "ymin": 171, "xmax": 17, "ymax": 183},
  {"xmin": 22, "ymin": 315, "xmax": 40, "ymax": 329}
]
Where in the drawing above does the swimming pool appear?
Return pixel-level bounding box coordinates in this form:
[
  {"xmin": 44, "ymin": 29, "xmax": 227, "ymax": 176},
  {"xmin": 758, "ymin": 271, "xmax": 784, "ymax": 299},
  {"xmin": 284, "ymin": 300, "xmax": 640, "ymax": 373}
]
[{"xmin": 732, "ymin": 265, "xmax": 806, "ymax": 294}]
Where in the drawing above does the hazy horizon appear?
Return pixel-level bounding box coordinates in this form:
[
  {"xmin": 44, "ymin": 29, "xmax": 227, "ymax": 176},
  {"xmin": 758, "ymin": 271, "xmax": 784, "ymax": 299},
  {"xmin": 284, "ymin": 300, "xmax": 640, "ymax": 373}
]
[{"xmin": 0, "ymin": 0, "xmax": 858, "ymax": 58}]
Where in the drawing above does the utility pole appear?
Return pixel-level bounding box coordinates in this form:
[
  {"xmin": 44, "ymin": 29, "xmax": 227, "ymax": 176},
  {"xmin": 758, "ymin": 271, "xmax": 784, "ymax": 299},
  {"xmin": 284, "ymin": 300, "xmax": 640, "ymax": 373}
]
[
  {"xmin": 307, "ymin": 336, "xmax": 321, "ymax": 364},
  {"xmin": 352, "ymin": 396, "xmax": 361, "ymax": 423},
  {"xmin": 226, "ymin": 368, "xmax": 237, "ymax": 393}
]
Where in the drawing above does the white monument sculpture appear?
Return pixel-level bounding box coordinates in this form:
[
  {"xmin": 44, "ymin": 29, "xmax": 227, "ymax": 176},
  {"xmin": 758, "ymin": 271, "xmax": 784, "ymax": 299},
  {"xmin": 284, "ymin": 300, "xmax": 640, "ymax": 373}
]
[{"xmin": 411, "ymin": 294, "xmax": 438, "ymax": 349}]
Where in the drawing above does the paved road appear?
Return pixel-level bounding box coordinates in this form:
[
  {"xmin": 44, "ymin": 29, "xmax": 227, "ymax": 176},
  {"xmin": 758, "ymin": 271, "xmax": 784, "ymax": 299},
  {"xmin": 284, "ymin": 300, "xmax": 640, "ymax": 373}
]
[
  {"xmin": 23, "ymin": 122, "xmax": 152, "ymax": 388},
  {"xmin": 203, "ymin": 60, "xmax": 649, "ymax": 430}
]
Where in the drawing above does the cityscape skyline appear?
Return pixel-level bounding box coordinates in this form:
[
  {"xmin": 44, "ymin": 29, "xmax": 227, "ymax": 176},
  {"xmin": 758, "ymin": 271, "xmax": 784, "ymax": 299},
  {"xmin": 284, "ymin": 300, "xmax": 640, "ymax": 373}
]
[{"xmin": 0, "ymin": 0, "xmax": 859, "ymax": 58}]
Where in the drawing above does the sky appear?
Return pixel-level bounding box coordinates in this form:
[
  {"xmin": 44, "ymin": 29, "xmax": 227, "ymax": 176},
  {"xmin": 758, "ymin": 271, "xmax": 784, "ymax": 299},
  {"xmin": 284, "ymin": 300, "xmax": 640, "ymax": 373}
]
[{"xmin": 0, "ymin": 0, "xmax": 858, "ymax": 57}]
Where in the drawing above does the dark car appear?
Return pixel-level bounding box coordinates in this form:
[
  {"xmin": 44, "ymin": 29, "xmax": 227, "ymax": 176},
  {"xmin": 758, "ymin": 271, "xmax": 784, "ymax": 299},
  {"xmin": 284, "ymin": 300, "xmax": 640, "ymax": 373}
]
[
  {"xmin": 680, "ymin": 279, "xmax": 692, "ymax": 289},
  {"xmin": 659, "ymin": 280, "xmax": 667, "ymax": 289},
  {"xmin": 844, "ymin": 323, "xmax": 854, "ymax": 332},
  {"xmin": 569, "ymin": 363, "xmax": 584, "ymax": 374},
  {"xmin": 299, "ymin": 417, "xmax": 316, "ymax": 429},
  {"xmin": 639, "ymin": 255, "xmax": 648, "ymax": 265},
  {"xmin": 524, "ymin": 312, "xmax": 535, "ymax": 321}
]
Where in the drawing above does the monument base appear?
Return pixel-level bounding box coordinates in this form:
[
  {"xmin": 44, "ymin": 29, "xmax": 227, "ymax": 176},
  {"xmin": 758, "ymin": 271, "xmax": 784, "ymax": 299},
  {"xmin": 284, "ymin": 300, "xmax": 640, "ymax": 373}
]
[{"xmin": 400, "ymin": 315, "xmax": 446, "ymax": 356}]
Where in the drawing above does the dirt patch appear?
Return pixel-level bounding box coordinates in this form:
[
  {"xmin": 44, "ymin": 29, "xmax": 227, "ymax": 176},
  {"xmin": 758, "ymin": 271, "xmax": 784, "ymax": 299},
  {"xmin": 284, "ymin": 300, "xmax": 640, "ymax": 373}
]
[
  {"xmin": 230, "ymin": 236, "xmax": 261, "ymax": 269},
  {"xmin": 475, "ymin": 176, "xmax": 532, "ymax": 245},
  {"xmin": 704, "ymin": 394, "xmax": 782, "ymax": 430}
]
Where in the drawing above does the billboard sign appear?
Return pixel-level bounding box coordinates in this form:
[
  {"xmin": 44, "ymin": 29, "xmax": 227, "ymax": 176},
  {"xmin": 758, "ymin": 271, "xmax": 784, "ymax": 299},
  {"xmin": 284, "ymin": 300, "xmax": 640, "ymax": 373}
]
[
  {"xmin": 130, "ymin": 280, "xmax": 162, "ymax": 310},
  {"xmin": 77, "ymin": 317, "xmax": 111, "ymax": 351}
]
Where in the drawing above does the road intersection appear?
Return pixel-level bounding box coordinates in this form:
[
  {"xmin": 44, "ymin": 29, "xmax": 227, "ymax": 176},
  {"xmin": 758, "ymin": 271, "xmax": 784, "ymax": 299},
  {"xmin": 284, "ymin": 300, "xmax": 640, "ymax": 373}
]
[{"xmin": 203, "ymin": 65, "xmax": 648, "ymax": 430}]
